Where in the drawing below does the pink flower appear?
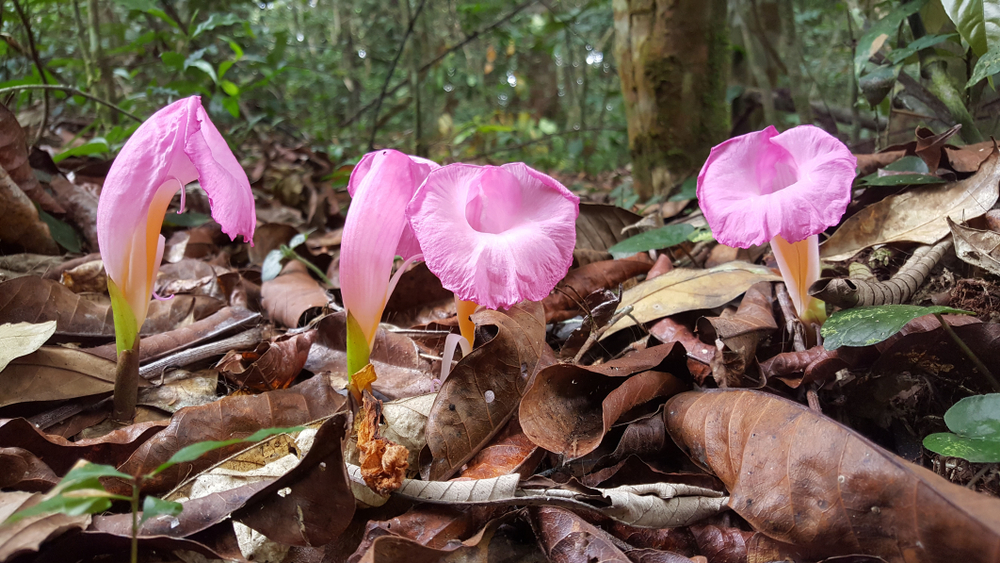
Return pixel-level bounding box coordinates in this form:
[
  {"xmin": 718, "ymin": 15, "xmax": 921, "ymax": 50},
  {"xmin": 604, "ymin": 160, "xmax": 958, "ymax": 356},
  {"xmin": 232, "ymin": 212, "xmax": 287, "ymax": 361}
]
[
  {"xmin": 697, "ymin": 125, "xmax": 856, "ymax": 322},
  {"xmin": 340, "ymin": 149, "xmax": 439, "ymax": 378},
  {"xmin": 407, "ymin": 162, "xmax": 580, "ymax": 310},
  {"xmin": 97, "ymin": 96, "xmax": 255, "ymax": 351}
]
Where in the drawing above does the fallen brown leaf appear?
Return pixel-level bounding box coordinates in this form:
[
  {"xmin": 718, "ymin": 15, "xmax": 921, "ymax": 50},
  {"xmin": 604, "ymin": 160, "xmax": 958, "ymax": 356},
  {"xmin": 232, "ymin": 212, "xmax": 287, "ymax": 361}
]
[
  {"xmin": 358, "ymin": 386, "xmax": 409, "ymax": 496},
  {"xmin": 0, "ymin": 491, "xmax": 90, "ymax": 561},
  {"xmin": 217, "ymin": 329, "xmax": 316, "ymax": 391},
  {"xmin": 426, "ymin": 301, "xmax": 547, "ymax": 480},
  {"xmin": 665, "ymin": 389, "xmax": 1000, "ymax": 562},
  {"xmin": 459, "ymin": 414, "xmax": 543, "ymax": 480},
  {"xmin": 521, "ymin": 343, "xmax": 688, "ymax": 459},
  {"xmin": 695, "ymin": 281, "xmax": 777, "ymax": 387},
  {"xmin": 261, "ymin": 260, "xmax": 329, "ymax": 328},
  {"xmin": 543, "ymin": 258, "xmax": 652, "ymax": 323}
]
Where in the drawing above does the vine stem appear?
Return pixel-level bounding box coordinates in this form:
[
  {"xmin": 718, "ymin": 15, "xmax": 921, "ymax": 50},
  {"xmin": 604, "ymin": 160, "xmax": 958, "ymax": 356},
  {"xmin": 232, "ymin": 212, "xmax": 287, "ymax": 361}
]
[
  {"xmin": 0, "ymin": 84, "xmax": 143, "ymax": 122},
  {"xmin": 934, "ymin": 313, "xmax": 1000, "ymax": 392}
]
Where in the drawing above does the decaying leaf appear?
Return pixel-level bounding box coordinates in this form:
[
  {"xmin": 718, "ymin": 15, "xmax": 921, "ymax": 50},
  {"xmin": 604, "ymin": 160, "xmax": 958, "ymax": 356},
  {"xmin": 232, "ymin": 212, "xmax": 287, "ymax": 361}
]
[
  {"xmin": 521, "ymin": 343, "xmax": 688, "ymax": 459},
  {"xmin": 949, "ymin": 217, "xmax": 1000, "ymax": 276},
  {"xmin": 261, "ymin": 260, "xmax": 329, "ymax": 328},
  {"xmin": 216, "ymin": 329, "xmax": 316, "ymax": 391},
  {"xmin": 695, "ymin": 281, "xmax": 777, "ymax": 386},
  {"xmin": 426, "ymin": 301, "xmax": 547, "ymax": 480},
  {"xmin": 0, "ymin": 321, "xmax": 55, "ymax": 372},
  {"xmin": 2, "ymin": 346, "xmax": 150, "ymax": 408},
  {"xmin": 357, "ymin": 386, "xmax": 409, "ymax": 497},
  {"xmin": 0, "ymin": 491, "xmax": 90, "ymax": 561},
  {"xmin": 822, "ymin": 147, "xmax": 1000, "ymax": 261},
  {"xmin": 117, "ymin": 374, "xmax": 345, "ymax": 493},
  {"xmin": 460, "ymin": 415, "xmax": 543, "ymax": 480},
  {"xmin": 603, "ymin": 262, "xmax": 781, "ymax": 338},
  {"xmin": 666, "ymin": 389, "xmax": 1000, "ymax": 562},
  {"xmin": 575, "ymin": 203, "xmax": 643, "ymax": 255}
]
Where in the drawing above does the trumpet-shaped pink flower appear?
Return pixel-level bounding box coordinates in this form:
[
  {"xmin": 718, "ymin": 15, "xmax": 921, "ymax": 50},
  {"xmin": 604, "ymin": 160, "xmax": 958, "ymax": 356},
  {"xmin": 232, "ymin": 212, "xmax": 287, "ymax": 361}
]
[
  {"xmin": 407, "ymin": 162, "xmax": 580, "ymax": 310},
  {"xmin": 697, "ymin": 125, "xmax": 856, "ymax": 323},
  {"xmin": 341, "ymin": 149, "xmax": 439, "ymax": 379},
  {"xmin": 97, "ymin": 96, "xmax": 255, "ymax": 351}
]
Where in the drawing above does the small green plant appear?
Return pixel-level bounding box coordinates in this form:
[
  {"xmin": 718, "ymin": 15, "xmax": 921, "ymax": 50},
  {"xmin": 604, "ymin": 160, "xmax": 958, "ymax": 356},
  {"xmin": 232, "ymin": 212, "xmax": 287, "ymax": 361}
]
[
  {"xmin": 3, "ymin": 426, "xmax": 303, "ymax": 563},
  {"xmin": 924, "ymin": 394, "xmax": 1000, "ymax": 463},
  {"xmin": 261, "ymin": 231, "xmax": 333, "ymax": 286}
]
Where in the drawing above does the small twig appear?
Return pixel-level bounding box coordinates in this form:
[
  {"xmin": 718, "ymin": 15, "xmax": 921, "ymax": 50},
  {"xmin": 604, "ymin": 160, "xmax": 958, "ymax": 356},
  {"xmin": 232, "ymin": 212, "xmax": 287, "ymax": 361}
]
[
  {"xmin": 0, "ymin": 84, "xmax": 143, "ymax": 122},
  {"xmin": 934, "ymin": 313, "xmax": 1000, "ymax": 392},
  {"xmin": 367, "ymin": 0, "xmax": 429, "ymax": 150},
  {"xmin": 806, "ymin": 389, "xmax": 822, "ymax": 413},
  {"xmin": 11, "ymin": 0, "xmax": 49, "ymax": 146},
  {"xmin": 140, "ymin": 328, "xmax": 263, "ymax": 381},
  {"xmin": 966, "ymin": 465, "xmax": 992, "ymax": 490},
  {"xmin": 573, "ymin": 305, "xmax": 633, "ymax": 363}
]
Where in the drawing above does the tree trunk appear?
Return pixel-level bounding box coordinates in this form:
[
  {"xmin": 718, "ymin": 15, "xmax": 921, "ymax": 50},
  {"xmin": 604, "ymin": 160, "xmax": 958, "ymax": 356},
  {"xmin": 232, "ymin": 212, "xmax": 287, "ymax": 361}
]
[{"xmin": 613, "ymin": 0, "xmax": 730, "ymax": 199}]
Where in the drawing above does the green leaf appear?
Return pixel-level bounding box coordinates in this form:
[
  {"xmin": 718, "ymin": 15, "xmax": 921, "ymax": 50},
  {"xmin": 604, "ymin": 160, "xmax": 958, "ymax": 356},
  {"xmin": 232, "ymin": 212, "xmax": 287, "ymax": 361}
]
[
  {"xmin": 821, "ymin": 305, "xmax": 974, "ymax": 350},
  {"xmin": 3, "ymin": 462, "xmax": 133, "ymax": 525},
  {"xmin": 140, "ymin": 496, "xmax": 183, "ymax": 526},
  {"xmin": 191, "ymin": 13, "xmax": 241, "ymax": 39},
  {"xmin": 110, "ymin": 0, "xmax": 157, "ymax": 11},
  {"xmin": 147, "ymin": 8, "xmax": 182, "ymax": 32},
  {"xmin": 160, "ymin": 51, "xmax": 185, "ymax": 71},
  {"xmin": 608, "ymin": 224, "xmax": 695, "ymax": 259},
  {"xmin": 161, "ymin": 211, "xmax": 211, "ymax": 228},
  {"xmin": 185, "ymin": 59, "xmax": 218, "ymax": 84},
  {"xmin": 670, "ymin": 177, "xmax": 697, "ymax": 202},
  {"xmin": 150, "ymin": 426, "xmax": 304, "ymax": 477},
  {"xmin": 36, "ymin": 208, "xmax": 81, "ymax": 253},
  {"xmin": 859, "ymin": 63, "xmax": 901, "ymax": 106},
  {"xmin": 968, "ymin": 44, "xmax": 1000, "ymax": 86},
  {"xmin": 53, "ymin": 137, "xmax": 109, "ymax": 163},
  {"xmin": 221, "ymin": 96, "xmax": 240, "ymax": 118},
  {"xmin": 855, "ymin": 0, "xmax": 929, "ymax": 78},
  {"xmin": 4, "ymin": 491, "xmax": 113, "ymax": 524},
  {"xmin": 940, "ymin": 0, "xmax": 1000, "ymax": 56},
  {"xmin": 886, "ymin": 33, "xmax": 957, "ymax": 63},
  {"xmin": 923, "ymin": 393, "xmax": 1000, "ymax": 462},
  {"xmin": 262, "ymin": 249, "xmax": 284, "ymax": 282}
]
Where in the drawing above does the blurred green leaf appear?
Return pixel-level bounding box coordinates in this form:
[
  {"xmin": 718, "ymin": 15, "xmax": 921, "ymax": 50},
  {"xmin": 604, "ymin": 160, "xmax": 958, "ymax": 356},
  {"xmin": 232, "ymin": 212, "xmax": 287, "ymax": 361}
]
[
  {"xmin": 53, "ymin": 137, "xmax": 109, "ymax": 163},
  {"xmin": 608, "ymin": 224, "xmax": 695, "ymax": 259},
  {"xmin": 36, "ymin": 208, "xmax": 81, "ymax": 253},
  {"xmin": 140, "ymin": 496, "xmax": 183, "ymax": 526}
]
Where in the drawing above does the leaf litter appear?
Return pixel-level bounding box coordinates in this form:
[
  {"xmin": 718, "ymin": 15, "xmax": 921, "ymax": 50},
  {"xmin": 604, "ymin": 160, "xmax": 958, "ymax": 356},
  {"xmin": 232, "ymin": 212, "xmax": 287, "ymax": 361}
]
[{"xmin": 4, "ymin": 115, "xmax": 1000, "ymax": 563}]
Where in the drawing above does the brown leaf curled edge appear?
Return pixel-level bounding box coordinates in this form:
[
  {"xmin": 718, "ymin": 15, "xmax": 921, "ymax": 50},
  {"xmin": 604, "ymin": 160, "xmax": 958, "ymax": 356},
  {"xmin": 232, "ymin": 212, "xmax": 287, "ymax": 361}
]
[
  {"xmin": 665, "ymin": 389, "xmax": 1000, "ymax": 563},
  {"xmin": 358, "ymin": 385, "xmax": 408, "ymax": 496}
]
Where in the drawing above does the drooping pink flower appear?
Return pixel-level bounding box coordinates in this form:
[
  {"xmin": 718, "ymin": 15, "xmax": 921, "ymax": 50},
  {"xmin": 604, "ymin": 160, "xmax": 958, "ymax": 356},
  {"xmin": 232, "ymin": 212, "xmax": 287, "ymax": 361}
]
[
  {"xmin": 407, "ymin": 162, "xmax": 580, "ymax": 310},
  {"xmin": 697, "ymin": 125, "xmax": 856, "ymax": 322},
  {"xmin": 97, "ymin": 96, "xmax": 255, "ymax": 348},
  {"xmin": 340, "ymin": 149, "xmax": 439, "ymax": 377}
]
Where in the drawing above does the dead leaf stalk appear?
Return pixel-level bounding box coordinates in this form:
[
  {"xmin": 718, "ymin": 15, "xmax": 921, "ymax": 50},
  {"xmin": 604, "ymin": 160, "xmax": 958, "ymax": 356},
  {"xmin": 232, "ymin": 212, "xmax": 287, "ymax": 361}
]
[
  {"xmin": 573, "ymin": 305, "xmax": 634, "ymax": 363},
  {"xmin": 933, "ymin": 313, "xmax": 1000, "ymax": 392},
  {"xmin": 775, "ymin": 282, "xmax": 807, "ymax": 351}
]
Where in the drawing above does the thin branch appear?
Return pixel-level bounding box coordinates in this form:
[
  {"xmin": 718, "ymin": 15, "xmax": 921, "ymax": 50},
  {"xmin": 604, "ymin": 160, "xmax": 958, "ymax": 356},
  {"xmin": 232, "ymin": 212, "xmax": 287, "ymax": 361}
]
[
  {"xmin": 11, "ymin": 0, "xmax": 49, "ymax": 146},
  {"xmin": 367, "ymin": 0, "xmax": 430, "ymax": 150},
  {"xmin": 0, "ymin": 84, "xmax": 143, "ymax": 122},
  {"xmin": 344, "ymin": 0, "xmax": 536, "ymax": 129}
]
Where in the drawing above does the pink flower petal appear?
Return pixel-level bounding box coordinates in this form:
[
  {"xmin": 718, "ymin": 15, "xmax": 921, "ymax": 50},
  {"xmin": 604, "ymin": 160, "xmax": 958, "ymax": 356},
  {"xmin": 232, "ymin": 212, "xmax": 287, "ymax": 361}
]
[
  {"xmin": 340, "ymin": 149, "xmax": 438, "ymax": 345},
  {"xmin": 97, "ymin": 96, "xmax": 255, "ymax": 326},
  {"xmin": 697, "ymin": 125, "xmax": 856, "ymax": 248},
  {"xmin": 407, "ymin": 163, "xmax": 580, "ymax": 310}
]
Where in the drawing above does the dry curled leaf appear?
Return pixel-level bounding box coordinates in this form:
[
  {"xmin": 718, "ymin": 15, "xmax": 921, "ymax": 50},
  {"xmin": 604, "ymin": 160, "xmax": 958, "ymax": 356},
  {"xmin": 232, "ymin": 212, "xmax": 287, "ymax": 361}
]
[
  {"xmin": 665, "ymin": 389, "xmax": 1000, "ymax": 562},
  {"xmin": 521, "ymin": 343, "xmax": 688, "ymax": 459},
  {"xmin": 543, "ymin": 258, "xmax": 652, "ymax": 323},
  {"xmin": 217, "ymin": 330, "xmax": 316, "ymax": 391},
  {"xmin": 357, "ymin": 386, "xmax": 409, "ymax": 497}
]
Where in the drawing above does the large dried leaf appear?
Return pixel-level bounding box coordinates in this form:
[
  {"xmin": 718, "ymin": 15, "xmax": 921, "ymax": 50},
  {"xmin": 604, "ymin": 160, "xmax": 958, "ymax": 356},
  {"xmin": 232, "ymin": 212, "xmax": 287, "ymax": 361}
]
[
  {"xmin": 460, "ymin": 415, "xmax": 543, "ymax": 480},
  {"xmin": 426, "ymin": 301, "xmax": 546, "ymax": 480},
  {"xmin": 0, "ymin": 104, "xmax": 60, "ymax": 212},
  {"xmin": 665, "ymin": 389, "xmax": 1000, "ymax": 562},
  {"xmin": 0, "ymin": 447, "xmax": 59, "ymax": 490},
  {"xmin": 530, "ymin": 506, "xmax": 631, "ymax": 563},
  {"xmin": 543, "ymin": 258, "xmax": 652, "ymax": 323},
  {"xmin": 695, "ymin": 281, "xmax": 778, "ymax": 386},
  {"xmin": 261, "ymin": 260, "xmax": 329, "ymax": 328},
  {"xmin": 822, "ymin": 147, "xmax": 1000, "ymax": 261},
  {"xmin": 0, "ymin": 276, "xmax": 223, "ymax": 340},
  {"xmin": 0, "ymin": 104, "xmax": 58, "ymax": 254},
  {"xmin": 0, "ymin": 418, "xmax": 166, "ymax": 476},
  {"xmin": 117, "ymin": 374, "xmax": 345, "ymax": 493},
  {"xmin": 603, "ymin": 263, "xmax": 781, "ymax": 338},
  {"xmin": 2, "ymin": 346, "xmax": 149, "ymax": 408},
  {"xmin": 351, "ymin": 513, "xmax": 525, "ymax": 563},
  {"xmin": 47, "ymin": 176, "xmax": 99, "ymax": 251},
  {"xmin": 217, "ymin": 330, "xmax": 316, "ymax": 391},
  {"xmin": 648, "ymin": 317, "xmax": 714, "ymax": 384},
  {"xmin": 521, "ymin": 343, "xmax": 688, "ymax": 459}
]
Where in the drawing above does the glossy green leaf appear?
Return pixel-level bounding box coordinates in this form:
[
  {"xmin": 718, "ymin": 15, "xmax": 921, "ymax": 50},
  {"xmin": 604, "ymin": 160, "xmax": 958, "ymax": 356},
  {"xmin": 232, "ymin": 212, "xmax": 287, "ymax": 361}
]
[
  {"xmin": 36, "ymin": 208, "xmax": 82, "ymax": 253},
  {"xmin": 923, "ymin": 432, "xmax": 1000, "ymax": 462},
  {"xmin": 608, "ymin": 224, "xmax": 695, "ymax": 259},
  {"xmin": 821, "ymin": 305, "xmax": 974, "ymax": 350},
  {"xmin": 886, "ymin": 33, "xmax": 957, "ymax": 63},
  {"xmin": 924, "ymin": 394, "xmax": 1000, "ymax": 462},
  {"xmin": 968, "ymin": 44, "xmax": 1000, "ymax": 86},
  {"xmin": 940, "ymin": 0, "xmax": 1000, "ymax": 56}
]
